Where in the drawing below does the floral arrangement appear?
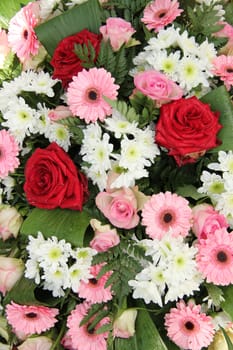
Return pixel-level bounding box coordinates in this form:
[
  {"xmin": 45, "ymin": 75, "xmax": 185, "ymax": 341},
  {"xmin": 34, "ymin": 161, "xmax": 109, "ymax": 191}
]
[{"xmin": 1, "ymin": 0, "xmax": 233, "ymax": 349}]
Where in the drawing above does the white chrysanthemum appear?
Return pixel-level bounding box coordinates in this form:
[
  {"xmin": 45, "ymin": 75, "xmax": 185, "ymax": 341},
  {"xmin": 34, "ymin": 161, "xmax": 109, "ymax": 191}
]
[
  {"xmin": 119, "ymin": 137, "xmax": 150, "ymax": 171},
  {"xmin": 26, "ymin": 232, "xmax": 46, "ymax": 260},
  {"xmin": 66, "ymin": 0, "xmax": 88, "ymax": 7},
  {"xmin": 39, "ymin": 0, "xmax": 63, "ymax": 20},
  {"xmin": 136, "ymin": 263, "xmax": 166, "ymax": 294},
  {"xmin": 222, "ymin": 173, "xmax": 233, "ymax": 192},
  {"xmin": 148, "ymin": 26, "xmax": 179, "ymax": 50},
  {"xmin": 104, "ymin": 109, "xmax": 138, "ymax": 138},
  {"xmin": 110, "ymin": 165, "xmax": 148, "ymax": 189},
  {"xmin": 71, "ymin": 247, "xmax": 96, "ymax": 265},
  {"xmin": 177, "ymin": 31, "xmax": 199, "ymax": 56},
  {"xmin": 82, "ymin": 165, "xmax": 108, "ymax": 191},
  {"xmin": 134, "ymin": 126, "xmax": 160, "ymax": 162},
  {"xmin": 26, "ymin": 71, "xmax": 59, "ymax": 97},
  {"xmin": 25, "ymin": 259, "xmax": 41, "ymax": 285},
  {"xmin": 208, "ymin": 151, "xmax": 233, "ymax": 173},
  {"xmin": 38, "ymin": 236, "xmax": 72, "ymax": 269},
  {"xmin": 215, "ymin": 192, "xmax": 233, "ymax": 227},
  {"xmin": 69, "ymin": 262, "xmax": 92, "ymax": 292},
  {"xmin": 198, "ymin": 170, "xmax": 225, "ymax": 199},
  {"xmin": 128, "ymin": 280, "xmax": 163, "ymax": 306},
  {"xmin": 178, "ymin": 56, "xmax": 209, "ymax": 91},
  {"xmin": 1, "ymin": 176, "xmax": 15, "ymax": 200},
  {"xmin": 198, "ymin": 40, "xmax": 217, "ymax": 69},
  {"xmin": 156, "ymin": 51, "xmax": 181, "ymax": 80},
  {"xmin": 42, "ymin": 264, "xmax": 71, "ymax": 297},
  {"xmin": 80, "ymin": 123, "xmax": 103, "ymax": 154},
  {"xmin": 45, "ymin": 122, "xmax": 71, "ymax": 151}
]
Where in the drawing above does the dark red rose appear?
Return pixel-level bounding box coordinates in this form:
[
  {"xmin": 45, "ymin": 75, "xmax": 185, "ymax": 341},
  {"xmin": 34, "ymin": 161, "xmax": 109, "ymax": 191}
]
[
  {"xmin": 24, "ymin": 142, "xmax": 88, "ymax": 210},
  {"xmin": 50, "ymin": 29, "xmax": 102, "ymax": 88},
  {"xmin": 155, "ymin": 96, "xmax": 222, "ymax": 166}
]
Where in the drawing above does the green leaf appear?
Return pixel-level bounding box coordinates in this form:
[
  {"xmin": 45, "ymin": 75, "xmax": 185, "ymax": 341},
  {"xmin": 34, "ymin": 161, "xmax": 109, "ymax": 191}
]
[
  {"xmin": 136, "ymin": 307, "xmax": 167, "ymax": 350},
  {"xmin": 201, "ymin": 86, "xmax": 233, "ymax": 152},
  {"xmin": 3, "ymin": 276, "xmax": 39, "ymax": 306},
  {"xmin": 20, "ymin": 207, "xmax": 91, "ymax": 247},
  {"xmin": 205, "ymin": 283, "xmax": 225, "ymax": 308},
  {"xmin": 220, "ymin": 327, "xmax": 233, "ymax": 350},
  {"xmin": 0, "ymin": 0, "xmax": 31, "ymax": 29},
  {"xmin": 35, "ymin": 0, "xmax": 102, "ymax": 56},
  {"xmin": 114, "ymin": 336, "xmax": 139, "ymax": 350},
  {"xmin": 220, "ymin": 285, "xmax": 233, "ymax": 321},
  {"xmin": 176, "ymin": 184, "xmax": 206, "ymax": 200}
]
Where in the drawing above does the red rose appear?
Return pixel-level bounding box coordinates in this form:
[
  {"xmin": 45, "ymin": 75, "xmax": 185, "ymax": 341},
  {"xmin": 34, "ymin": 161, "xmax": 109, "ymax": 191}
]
[
  {"xmin": 50, "ymin": 29, "xmax": 102, "ymax": 88},
  {"xmin": 23, "ymin": 143, "xmax": 88, "ymax": 210},
  {"xmin": 155, "ymin": 96, "xmax": 222, "ymax": 165}
]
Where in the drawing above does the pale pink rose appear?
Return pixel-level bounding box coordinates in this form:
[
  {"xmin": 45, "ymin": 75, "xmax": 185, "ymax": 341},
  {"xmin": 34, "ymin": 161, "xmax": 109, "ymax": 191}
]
[
  {"xmin": 134, "ymin": 70, "xmax": 183, "ymax": 106},
  {"xmin": 96, "ymin": 186, "xmax": 148, "ymax": 229},
  {"xmin": 48, "ymin": 105, "xmax": 72, "ymax": 121},
  {"xmin": 192, "ymin": 203, "xmax": 228, "ymax": 240},
  {"xmin": 0, "ymin": 256, "xmax": 24, "ymax": 295},
  {"xmin": 89, "ymin": 219, "xmax": 120, "ymax": 252},
  {"xmin": 113, "ymin": 309, "xmax": 137, "ymax": 338},
  {"xmin": 0, "ymin": 205, "xmax": 23, "ymax": 241},
  {"xmin": 100, "ymin": 17, "xmax": 135, "ymax": 51},
  {"xmin": 214, "ymin": 22, "xmax": 233, "ymax": 55},
  {"xmin": 0, "ymin": 29, "xmax": 11, "ymax": 69},
  {"xmin": 17, "ymin": 336, "xmax": 53, "ymax": 350}
]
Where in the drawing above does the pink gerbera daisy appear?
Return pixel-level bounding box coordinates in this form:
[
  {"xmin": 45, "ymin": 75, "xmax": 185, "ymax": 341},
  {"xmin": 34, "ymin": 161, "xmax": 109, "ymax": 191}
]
[
  {"xmin": 78, "ymin": 263, "xmax": 113, "ymax": 303},
  {"xmin": 211, "ymin": 55, "xmax": 233, "ymax": 90},
  {"xmin": 5, "ymin": 302, "xmax": 59, "ymax": 336},
  {"xmin": 66, "ymin": 301, "xmax": 110, "ymax": 350},
  {"xmin": 0, "ymin": 129, "xmax": 20, "ymax": 179},
  {"xmin": 141, "ymin": 0, "xmax": 183, "ymax": 32},
  {"xmin": 196, "ymin": 228, "xmax": 233, "ymax": 285},
  {"xmin": 67, "ymin": 67, "xmax": 119, "ymax": 123},
  {"xmin": 165, "ymin": 300, "xmax": 214, "ymax": 350},
  {"xmin": 8, "ymin": 2, "xmax": 40, "ymax": 62},
  {"xmin": 141, "ymin": 191, "xmax": 192, "ymax": 239}
]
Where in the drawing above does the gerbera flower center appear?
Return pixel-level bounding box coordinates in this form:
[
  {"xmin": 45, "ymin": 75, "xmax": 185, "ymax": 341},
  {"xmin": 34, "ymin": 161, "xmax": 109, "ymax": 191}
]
[
  {"xmin": 163, "ymin": 212, "xmax": 173, "ymax": 223},
  {"xmin": 157, "ymin": 10, "xmax": 167, "ymax": 18},
  {"xmin": 23, "ymin": 29, "xmax": 28, "ymax": 40},
  {"xmin": 184, "ymin": 320, "xmax": 195, "ymax": 331},
  {"xmin": 87, "ymin": 89, "xmax": 99, "ymax": 102},
  {"xmin": 25, "ymin": 312, "xmax": 37, "ymax": 318},
  {"xmin": 226, "ymin": 67, "xmax": 233, "ymax": 73},
  {"xmin": 217, "ymin": 250, "xmax": 228, "ymax": 263},
  {"xmin": 87, "ymin": 323, "xmax": 95, "ymax": 334},
  {"xmin": 89, "ymin": 278, "xmax": 98, "ymax": 285}
]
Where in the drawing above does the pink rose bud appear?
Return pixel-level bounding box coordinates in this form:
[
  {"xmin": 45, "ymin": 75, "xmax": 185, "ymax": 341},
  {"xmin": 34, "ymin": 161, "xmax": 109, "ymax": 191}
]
[
  {"xmin": 89, "ymin": 219, "xmax": 120, "ymax": 252},
  {"xmin": 100, "ymin": 17, "xmax": 135, "ymax": 51},
  {"xmin": 0, "ymin": 256, "xmax": 24, "ymax": 295},
  {"xmin": 192, "ymin": 203, "xmax": 228, "ymax": 240},
  {"xmin": 48, "ymin": 105, "xmax": 72, "ymax": 121},
  {"xmin": 0, "ymin": 205, "xmax": 23, "ymax": 241},
  {"xmin": 134, "ymin": 70, "xmax": 183, "ymax": 106},
  {"xmin": 17, "ymin": 336, "xmax": 53, "ymax": 350},
  {"xmin": 113, "ymin": 309, "xmax": 137, "ymax": 338}
]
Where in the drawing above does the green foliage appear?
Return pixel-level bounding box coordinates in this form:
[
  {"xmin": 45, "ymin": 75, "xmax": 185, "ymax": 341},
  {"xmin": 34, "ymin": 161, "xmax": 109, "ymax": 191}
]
[
  {"xmin": 0, "ymin": 53, "xmax": 21, "ymax": 85},
  {"xmin": 74, "ymin": 41, "xmax": 97, "ymax": 69},
  {"xmin": 221, "ymin": 285, "xmax": 233, "ymax": 321},
  {"xmin": 187, "ymin": 4, "xmax": 225, "ymax": 43},
  {"xmin": 79, "ymin": 302, "xmax": 112, "ymax": 335},
  {"xmin": 220, "ymin": 327, "xmax": 233, "ymax": 350},
  {"xmin": 58, "ymin": 117, "xmax": 84, "ymax": 144},
  {"xmin": 130, "ymin": 92, "xmax": 159, "ymax": 127},
  {"xmin": 205, "ymin": 283, "xmax": 225, "ymax": 308},
  {"xmin": 0, "ymin": 0, "xmax": 31, "ymax": 28},
  {"xmin": 92, "ymin": 238, "xmax": 147, "ymax": 305},
  {"xmin": 20, "ymin": 207, "xmax": 91, "ymax": 247},
  {"xmin": 224, "ymin": 2, "xmax": 233, "ymax": 26},
  {"xmin": 105, "ymin": 98, "xmax": 139, "ymax": 123}
]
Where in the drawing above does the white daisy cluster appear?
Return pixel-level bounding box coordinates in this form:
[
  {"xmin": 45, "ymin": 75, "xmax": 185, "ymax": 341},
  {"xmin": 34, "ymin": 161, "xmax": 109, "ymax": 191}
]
[
  {"xmin": 0, "ymin": 70, "xmax": 71, "ymax": 150},
  {"xmin": 198, "ymin": 150, "xmax": 233, "ymax": 227},
  {"xmin": 24, "ymin": 232, "xmax": 96, "ymax": 297},
  {"xmin": 128, "ymin": 232, "xmax": 203, "ymax": 306},
  {"xmin": 132, "ymin": 25, "xmax": 217, "ymax": 96},
  {"xmin": 80, "ymin": 111, "xmax": 160, "ymax": 190}
]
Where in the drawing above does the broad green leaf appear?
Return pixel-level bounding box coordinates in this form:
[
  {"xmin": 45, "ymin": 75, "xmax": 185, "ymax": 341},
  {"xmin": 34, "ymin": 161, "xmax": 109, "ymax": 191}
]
[
  {"xmin": 114, "ymin": 336, "xmax": 139, "ymax": 350},
  {"xmin": 0, "ymin": 0, "xmax": 31, "ymax": 28},
  {"xmin": 220, "ymin": 285, "xmax": 233, "ymax": 321},
  {"xmin": 20, "ymin": 207, "xmax": 91, "ymax": 247},
  {"xmin": 201, "ymin": 86, "xmax": 233, "ymax": 152},
  {"xmin": 136, "ymin": 308, "xmax": 168, "ymax": 350},
  {"xmin": 3, "ymin": 276, "xmax": 39, "ymax": 306},
  {"xmin": 35, "ymin": 0, "xmax": 102, "ymax": 56},
  {"xmin": 176, "ymin": 184, "xmax": 205, "ymax": 200},
  {"xmin": 220, "ymin": 327, "xmax": 233, "ymax": 350}
]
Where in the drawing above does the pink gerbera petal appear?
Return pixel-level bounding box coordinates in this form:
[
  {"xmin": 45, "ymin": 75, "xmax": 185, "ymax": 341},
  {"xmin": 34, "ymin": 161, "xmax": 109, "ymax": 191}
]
[
  {"xmin": 8, "ymin": 2, "xmax": 40, "ymax": 62},
  {"xmin": 165, "ymin": 300, "xmax": 214, "ymax": 350},
  {"xmin": 67, "ymin": 67, "xmax": 119, "ymax": 123},
  {"xmin": 78, "ymin": 263, "xmax": 113, "ymax": 303},
  {"xmin": 6, "ymin": 302, "xmax": 59, "ymax": 336},
  {"xmin": 141, "ymin": 191, "xmax": 192, "ymax": 239},
  {"xmin": 0, "ymin": 129, "xmax": 19, "ymax": 179},
  {"xmin": 141, "ymin": 0, "xmax": 183, "ymax": 32},
  {"xmin": 211, "ymin": 55, "xmax": 233, "ymax": 90},
  {"xmin": 196, "ymin": 228, "xmax": 233, "ymax": 285},
  {"xmin": 67, "ymin": 301, "xmax": 110, "ymax": 350}
]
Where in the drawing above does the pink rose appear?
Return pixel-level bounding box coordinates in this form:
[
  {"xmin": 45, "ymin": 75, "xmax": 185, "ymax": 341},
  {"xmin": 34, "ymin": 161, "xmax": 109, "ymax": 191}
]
[
  {"xmin": 0, "ymin": 256, "xmax": 24, "ymax": 295},
  {"xmin": 18, "ymin": 336, "xmax": 53, "ymax": 350},
  {"xmin": 0, "ymin": 205, "xmax": 23, "ymax": 241},
  {"xmin": 48, "ymin": 105, "xmax": 72, "ymax": 121},
  {"xmin": 113, "ymin": 309, "xmax": 137, "ymax": 339},
  {"xmin": 192, "ymin": 203, "xmax": 228, "ymax": 240},
  {"xmin": 96, "ymin": 186, "xmax": 148, "ymax": 229},
  {"xmin": 134, "ymin": 70, "xmax": 183, "ymax": 106},
  {"xmin": 90, "ymin": 219, "xmax": 120, "ymax": 252},
  {"xmin": 100, "ymin": 17, "xmax": 135, "ymax": 51},
  {"xmin": 214, "ymin": 22, "xmax": 233, "ymax": 55},
  {"xmin": 0, "ymin": 29, "xmax": 11, "ymax": 68}
]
